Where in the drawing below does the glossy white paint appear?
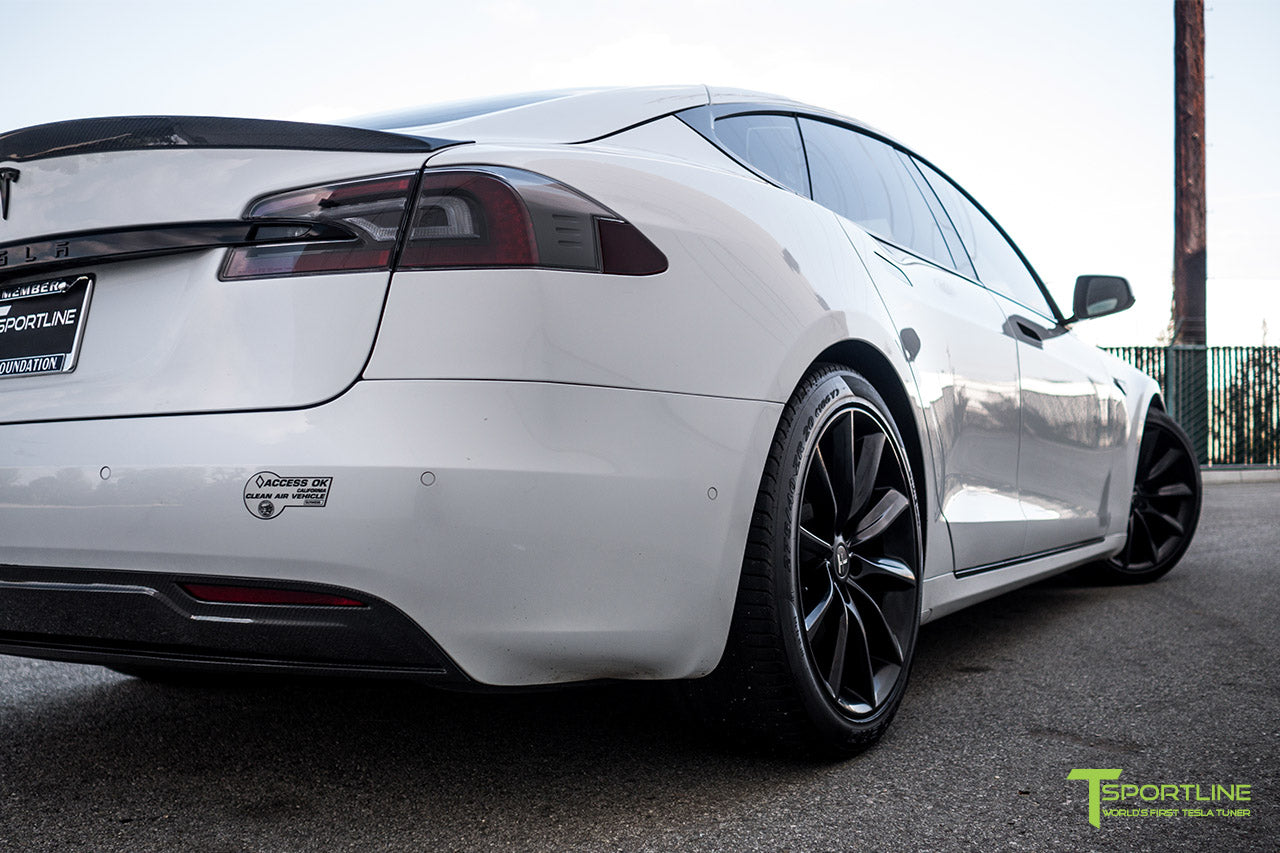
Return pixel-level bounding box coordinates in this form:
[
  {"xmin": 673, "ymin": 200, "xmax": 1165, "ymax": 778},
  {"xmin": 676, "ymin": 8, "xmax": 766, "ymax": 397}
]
[
  {"xmin": 381, "ymin": 85, "xmax": 709, "ymax": 144},
  {"xmin": 0, "ymin": 254, "xmax": 391, "ymax": 422},
  {"xmin": 371, "ymin": 126, "xmax": 877, "ymax": 403},
  {"xmin": 0, "ymin": 149, "xmax": 428, "ymax": 244},
  {"xmin": 1009, "ymin": 308, "xmax": 1132, "ymax": 553},
  {"xmin": 369, "ymin": 118, "xmax": 958, "ymax": 587},
  {"xmin": 920, "ymin": 533, "xmax": 1126, "ymax": 624},
  {"xmin": 0, "ymin": 379, "xmax": 779, "ymax": 684},
  {"xmin": 858, "ymin": 236, "xmax": 1024, "ymax": 572},
  {"xmin": 0, "ymin": 148, "xmax": 431, "ymax": 422},
  {"xmin": 0, "ymin": 86, "xmax": 1167, "ymax": 687}
]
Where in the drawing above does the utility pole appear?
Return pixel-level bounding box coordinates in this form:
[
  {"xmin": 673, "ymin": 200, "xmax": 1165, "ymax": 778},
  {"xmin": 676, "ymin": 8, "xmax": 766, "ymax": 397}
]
[
  {"xmin": 1171, "ymin": 0, "xmax": 1208, "ymax": 462},
  {"xmin": 1173, "ymin": 0, "xmax": 1206, "ymax": 344}
]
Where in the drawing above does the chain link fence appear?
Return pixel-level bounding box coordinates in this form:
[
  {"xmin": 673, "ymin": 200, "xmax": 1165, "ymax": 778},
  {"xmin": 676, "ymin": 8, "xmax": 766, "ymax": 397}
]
[{"xmin": 1104, "ymin": 345, "xmax": 1280, "ymax": 466}]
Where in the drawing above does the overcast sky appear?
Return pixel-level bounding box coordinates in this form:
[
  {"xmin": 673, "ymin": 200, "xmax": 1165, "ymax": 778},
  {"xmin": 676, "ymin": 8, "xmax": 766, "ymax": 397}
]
[{"xmin": 7, "ymin": 0, "xmax": 1277, "ymax": 345}]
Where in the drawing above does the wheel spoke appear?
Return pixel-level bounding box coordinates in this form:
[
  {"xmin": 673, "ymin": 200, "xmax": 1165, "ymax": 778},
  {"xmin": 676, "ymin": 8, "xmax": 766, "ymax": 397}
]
[
  {"xmin": 853, "ymin": 554, "xmax": 916, "ymax": 587},
  {"xmin": 1137, "ymin": 429, "xmax": 1158, "ymax": 475},
  {"xmin": 1133, "ymin": 511, "xmax": 1158, "ymax": 565},
  {"xmin": 825, "ymin": 411, "xmax": 856, "ymax": 521},
  {"xmin": 826, "ymin": 598, "xmax": 849, "ymax": 697},
  {"xmin": 805, "ymin": 576, "xmax": 837, "ymax": 639},
  {"xmin": 811, "ymin": 446, "xmax": 839, "ymax": 526},
  {"xmin": 847, "ymin": 431, "xmax": 885, "ymax": 527},
  {"xmin": 1144, "ymin": 508, "xmax": 1185, "ymax": 537},
  {"xmin": 799, "ymin": 525, "xmax": 832, "ymax": 555},
  {"xmin": 852, "ymin": 488, "xmax": 909, "ymax": 545},
  {"xmin": 1146, "ymin": 445, "xmax": 1183, "ymax": 482},
  {"xmin": 1154, "ymin": 482, "xmax": 1193, "ymax": 499},
  {"xmin": 842, "ymin": 600, "xmax": 878, "ymax": 706},
  {"xmin": 846, "ymin": 581, "xmax": 904, "ymax": 665}
]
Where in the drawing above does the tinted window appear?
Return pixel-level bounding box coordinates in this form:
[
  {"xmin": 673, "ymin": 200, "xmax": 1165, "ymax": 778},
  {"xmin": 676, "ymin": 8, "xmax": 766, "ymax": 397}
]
[
  {"xmin": 913, "ymin": 158, "xmax": 1056, "ymax": 319},
  {"xmin": 898, "ymin": 151, "xmax": 976, "ymax": 279},
  {"xmin": 715, "ymin": 114, "xmax": 810, "ymax": 196},
  {"xmin": 799, "ymin": 119, "xmax": 953, "ymax": 269}
]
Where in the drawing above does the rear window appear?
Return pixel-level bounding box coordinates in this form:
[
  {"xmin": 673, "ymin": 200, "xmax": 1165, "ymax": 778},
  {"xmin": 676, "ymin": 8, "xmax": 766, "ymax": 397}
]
[{"xmin": 714, "ymin": 113, "xmax": 811, "ymax": 196}]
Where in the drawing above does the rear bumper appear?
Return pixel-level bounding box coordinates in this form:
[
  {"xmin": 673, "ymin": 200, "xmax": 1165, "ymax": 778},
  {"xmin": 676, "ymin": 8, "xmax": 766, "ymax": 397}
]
[
  {"xmin": 0, "ymin": 566, "xmax": 463, "ymax": 680},
  {"xmin": 0, "ymin": 379, "xmax": 779, "ymax": 685}
]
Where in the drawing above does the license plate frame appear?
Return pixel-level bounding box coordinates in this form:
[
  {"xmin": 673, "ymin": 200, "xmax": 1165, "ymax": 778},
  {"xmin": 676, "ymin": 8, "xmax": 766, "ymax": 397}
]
[{"xmin": 0, "ymin": 274, "xmax": 94, "ymax": 380}]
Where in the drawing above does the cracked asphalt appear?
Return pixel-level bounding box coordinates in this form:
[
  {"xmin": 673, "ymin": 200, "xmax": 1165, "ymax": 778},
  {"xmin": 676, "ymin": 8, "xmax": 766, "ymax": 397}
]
[{"xmin": 1, "ymin": 483, "xmax": 1275, "ymax": 851}]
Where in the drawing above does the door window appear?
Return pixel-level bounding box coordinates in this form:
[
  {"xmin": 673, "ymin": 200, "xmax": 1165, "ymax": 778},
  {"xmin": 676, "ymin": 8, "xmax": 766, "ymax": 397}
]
[
  {"xmin": 913, "ymin": 157, "xmax": 1057, "ymax": 320},
  {"xmin": 799, "ymin": 118, "xmax": 954, "ymax": 270}
]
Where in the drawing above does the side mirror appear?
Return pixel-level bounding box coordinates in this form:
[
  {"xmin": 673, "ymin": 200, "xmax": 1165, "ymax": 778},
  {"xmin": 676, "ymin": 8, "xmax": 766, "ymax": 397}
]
[{"xmin": 1069, "ymin": 275, "xmax": 1134, "ymax": 323}]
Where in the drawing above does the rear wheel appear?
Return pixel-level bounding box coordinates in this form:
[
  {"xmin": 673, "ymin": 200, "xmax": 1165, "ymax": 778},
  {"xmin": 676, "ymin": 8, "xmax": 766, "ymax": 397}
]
[
  {"xmin": 1093, "ymin": 408, "xmax": 1202, "ymax": 583},
  {"xmin": 688, "ymin": 365, "xmax": 922, "ymax": 756}
]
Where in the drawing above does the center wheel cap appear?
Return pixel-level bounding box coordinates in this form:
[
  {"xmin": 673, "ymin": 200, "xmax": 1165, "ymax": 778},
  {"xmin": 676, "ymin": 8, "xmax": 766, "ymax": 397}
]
[{"xmin": 834, "ymin": 543, "xmax": 851, "ymax": 579}]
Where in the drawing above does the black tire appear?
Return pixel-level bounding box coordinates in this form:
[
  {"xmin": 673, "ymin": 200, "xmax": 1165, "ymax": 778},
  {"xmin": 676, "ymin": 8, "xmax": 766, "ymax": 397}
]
[
  {"xmin": 686, "ymin": 364, "xmax": 923, "ymax": 757},
  {"xmin": 1086, "ymin": 407, "xmax": 1202, "ymax": 584}
]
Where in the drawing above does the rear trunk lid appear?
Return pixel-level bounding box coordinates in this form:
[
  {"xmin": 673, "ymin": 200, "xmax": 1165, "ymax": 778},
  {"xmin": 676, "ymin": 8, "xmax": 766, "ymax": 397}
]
[{"xmin": 0, "ymin": 116, "xmax": 451, "ymax": 423}]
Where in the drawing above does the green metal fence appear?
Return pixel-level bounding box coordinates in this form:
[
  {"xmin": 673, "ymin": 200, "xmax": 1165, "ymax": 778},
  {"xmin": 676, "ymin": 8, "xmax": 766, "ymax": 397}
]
[{"xmin": 1104, "ymin": 345, "xmax": 1280, "ymax": 466}]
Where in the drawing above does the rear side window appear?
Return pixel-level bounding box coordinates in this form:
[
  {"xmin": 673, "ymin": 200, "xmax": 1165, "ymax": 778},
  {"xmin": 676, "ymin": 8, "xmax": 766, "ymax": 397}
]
[
  {"xmin": 913, "ymin": 157, "xmax": 1057, "ymax": 320},
  {"xmin": 898, "ymin": 151, "xmax": 976, "ymax": 279},
  {"xmin": 714, "ymin": 114, "xmax": 811, "ymax": 196},
  {"xmin": 799, "ymin": 118, "xmax": 953, "ymax": 269}
]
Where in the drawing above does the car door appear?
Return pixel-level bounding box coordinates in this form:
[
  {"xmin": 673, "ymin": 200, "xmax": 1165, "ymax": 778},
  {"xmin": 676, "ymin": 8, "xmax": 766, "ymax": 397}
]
[
  {"xmin": 912, "ymin": 157, "xmax": 1126, "ymax": 556},
  {"xmin": 798, "ymin": 118, "xmax": 1025, "ymax": 572}
]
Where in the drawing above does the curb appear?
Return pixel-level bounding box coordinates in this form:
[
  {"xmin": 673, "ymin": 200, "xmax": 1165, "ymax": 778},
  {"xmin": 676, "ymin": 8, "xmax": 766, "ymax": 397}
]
[{"xmin": 1201, "ymin": 467, "xmax": 1280, "ymax": 484}]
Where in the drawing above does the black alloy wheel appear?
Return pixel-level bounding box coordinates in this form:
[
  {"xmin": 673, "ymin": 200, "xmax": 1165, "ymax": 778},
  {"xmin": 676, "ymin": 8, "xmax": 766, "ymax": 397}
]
[
  {"xmin": 1098, "ymin": 407, "xmax": 1202, "ymax": 582},
  {"xmin": 795, "ymin": 398, "xmax": 919, "ymax": 717},
  {"xmin": 687, "ymin": 365, "xmax": 922, "ymax": 756}
]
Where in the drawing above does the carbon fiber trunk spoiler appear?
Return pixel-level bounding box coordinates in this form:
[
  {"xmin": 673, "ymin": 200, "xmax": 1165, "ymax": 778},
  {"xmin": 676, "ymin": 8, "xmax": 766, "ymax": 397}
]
[{"xmin": 0, "ymin": 115, "xmax": 457, "ymax": 163}]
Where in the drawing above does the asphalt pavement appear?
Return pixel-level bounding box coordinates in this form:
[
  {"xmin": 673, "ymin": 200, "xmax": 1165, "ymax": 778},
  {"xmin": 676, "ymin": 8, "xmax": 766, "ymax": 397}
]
[{"xmin": 1, "ymin": 483, "xmax": 1276, "ymax": 852}]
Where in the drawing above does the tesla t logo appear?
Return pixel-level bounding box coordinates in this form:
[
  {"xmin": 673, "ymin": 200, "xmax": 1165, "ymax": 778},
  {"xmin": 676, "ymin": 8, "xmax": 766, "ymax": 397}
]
[{"xmin": 0, "ymin": 168, "xmax": 18, "ymax": 221}]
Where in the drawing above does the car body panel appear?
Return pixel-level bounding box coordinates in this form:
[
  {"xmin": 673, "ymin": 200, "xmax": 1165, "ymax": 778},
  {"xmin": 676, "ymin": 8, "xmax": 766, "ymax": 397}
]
[
  {"xmin": 0, "ymin": 149, "xmax": 431, "ymax": 421},
  {"xmin": 1007, "ymin": 304, "xmax": 1133, "ymax": 554},
  {"xmin": 372, "ymin": 125, "xmax": 879, "ymax": 404},
  {"xmin": 0, "ymin": 379, "xmax": 779, "ymax": 684},
  {"xmin": 0, "ymin": 85, "xmax": 1171, "ymax": 688},
  {"xmin": 857, "ymin": 235, "xmax": 1025, "ymax": 573},
  {"xmin": 920, "ymin": 532, "xmax": 1126, "ymax": 623},
  {"xmin": 369, "ymin": 85, "xmax": 709, "ymax": 144}
]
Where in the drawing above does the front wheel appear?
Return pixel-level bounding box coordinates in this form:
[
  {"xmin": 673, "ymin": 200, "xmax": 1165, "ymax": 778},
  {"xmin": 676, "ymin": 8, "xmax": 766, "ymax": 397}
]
[
  {"xmin": 688, "ymin": 365, "xmax": 923, "ymax": 756},
  {"xmin": 1091, "ymin": 407, "xmax": 1202, "ymax": 583}
]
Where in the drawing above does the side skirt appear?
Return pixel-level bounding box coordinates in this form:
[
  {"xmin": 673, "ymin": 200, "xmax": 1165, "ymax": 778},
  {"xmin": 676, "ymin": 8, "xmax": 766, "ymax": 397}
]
[{"xmin": 919, "ymin": 533, "xmax": 1125, "ymax": 625}]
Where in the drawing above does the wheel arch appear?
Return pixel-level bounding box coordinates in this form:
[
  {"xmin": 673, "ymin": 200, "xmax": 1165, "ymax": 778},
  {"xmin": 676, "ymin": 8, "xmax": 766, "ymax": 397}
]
[{"xmin": 806, "ymin": 338, "xmax": 929, "ymax": 554}]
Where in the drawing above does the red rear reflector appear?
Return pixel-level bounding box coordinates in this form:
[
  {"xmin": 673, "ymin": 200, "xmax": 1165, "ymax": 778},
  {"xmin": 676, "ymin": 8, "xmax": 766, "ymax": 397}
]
[
  {"xmin": 180, "ymin": 583, "xmax": 365, "ymax": 607},
  {"xmin": 598, "ymin": 218, "xmax": 669, "ymax": 275}
]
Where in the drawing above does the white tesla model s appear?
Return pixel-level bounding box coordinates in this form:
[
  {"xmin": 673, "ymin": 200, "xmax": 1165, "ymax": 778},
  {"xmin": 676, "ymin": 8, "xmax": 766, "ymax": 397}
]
[{"xmin": 0, "ymin": 86, "xmax": 1200, "ymax": 755}]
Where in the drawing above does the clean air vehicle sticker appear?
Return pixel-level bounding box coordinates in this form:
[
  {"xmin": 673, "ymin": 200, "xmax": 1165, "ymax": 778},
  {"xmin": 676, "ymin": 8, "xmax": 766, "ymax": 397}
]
[{"xmin": 244, "ymin": 472, "xmax": 333, "ymax": 519}]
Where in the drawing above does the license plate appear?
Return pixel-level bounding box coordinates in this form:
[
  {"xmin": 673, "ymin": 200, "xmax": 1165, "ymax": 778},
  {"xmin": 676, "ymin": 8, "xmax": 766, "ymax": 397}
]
[{"xmin": 0, "ymin": 274, "xmax": 94, "ymax": 379}]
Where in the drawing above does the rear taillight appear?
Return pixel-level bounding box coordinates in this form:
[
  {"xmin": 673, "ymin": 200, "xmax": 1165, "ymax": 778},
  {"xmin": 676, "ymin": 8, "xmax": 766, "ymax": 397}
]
[
  {"xmin": 220, "ymin": 166, "xmax": 666, "ymax": 279},
  {"xmin": 222, "ymin": 173, "xmax": 416, "ymax": 279},
  {"xmin": 398, "ymin": 170, "xmax": 538, "ymax": 269}
]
